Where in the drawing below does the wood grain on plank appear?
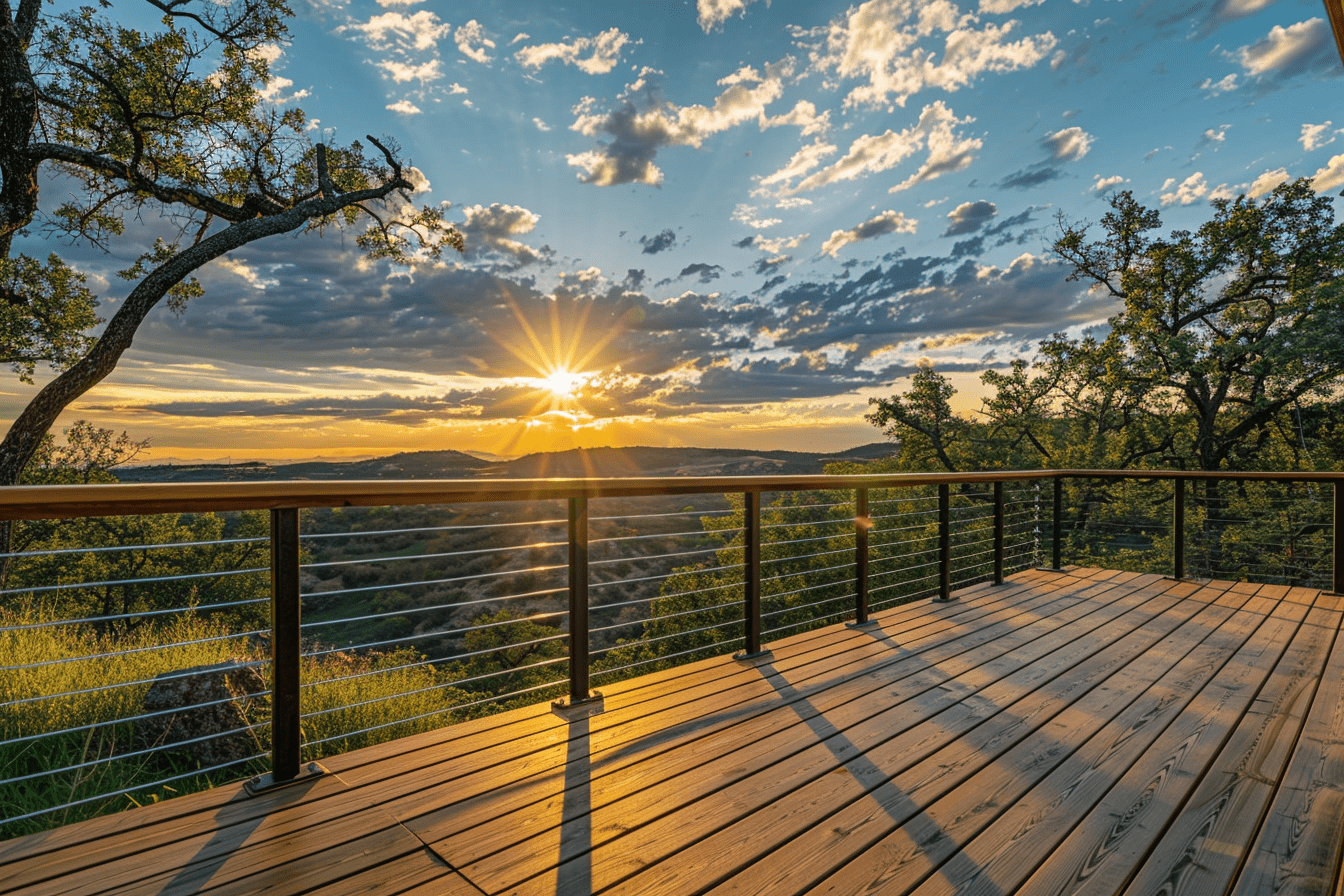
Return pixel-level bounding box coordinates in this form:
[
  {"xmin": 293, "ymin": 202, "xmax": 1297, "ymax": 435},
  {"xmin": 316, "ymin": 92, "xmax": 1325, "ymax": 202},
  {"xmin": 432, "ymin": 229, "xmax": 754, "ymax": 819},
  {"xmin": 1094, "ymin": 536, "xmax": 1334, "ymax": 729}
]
[
  {"xmin": 703, "ymin": 580, "xmax": 1256, "ymax": 896},
  {"xmin": 493, "ymin": 578, "xmax": 1203, "ymax": 895},
  {"xmin": 1014, "ymin": 588, "xmax": 1323, "ymax": 896},
  {"xmin": 398, "ymin": 571, "xmax": 1116, "ymax": 852}
]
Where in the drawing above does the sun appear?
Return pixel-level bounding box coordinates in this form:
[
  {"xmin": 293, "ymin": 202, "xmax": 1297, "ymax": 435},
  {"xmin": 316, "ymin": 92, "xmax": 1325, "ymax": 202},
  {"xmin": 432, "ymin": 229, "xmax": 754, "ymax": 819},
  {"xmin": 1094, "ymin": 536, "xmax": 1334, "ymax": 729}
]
[{"xmin": 540, "ymin": 367, "xmax": 587, "ymax": 399}]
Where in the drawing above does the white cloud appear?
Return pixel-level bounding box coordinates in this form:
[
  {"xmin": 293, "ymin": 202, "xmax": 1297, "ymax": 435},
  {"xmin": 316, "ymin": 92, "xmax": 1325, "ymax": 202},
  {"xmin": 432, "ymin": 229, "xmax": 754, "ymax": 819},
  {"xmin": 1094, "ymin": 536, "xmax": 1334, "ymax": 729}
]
[
  {"xmin": 386, "ymin": 99, "xmax": 422, "ymax": 114},
  {"xmin": 1237, "ymin": 18, "xmax": 1333, "ymax": 77},
  {"xmin": 756, "ymin": 233, "xmax": 809, "ymax": 252},
  {"xmin": 1043, "ymin": 126, "xmax": 1092, "ymax": 161},
  {"xmin": 1208, "ymin": 182, "xmax": 1239, "ymax": 201},
  {"xmin": 1160, "ymin": 172, "xmax": 1209, "ymax": 206},
  {"xmin": 1301, "ymin": 121, "xmax": 1335, "ymax": 151},
  {"xmin": 533, "ymin": 117, "xmax": 551, "ymax": 131},
  {"xmin": 775, "ymin": 197, "xmax": 813, "ymax": 210},
  {"xmin": 732, "ymin": 204, "xmax": 783, "ymax": 229},
  {"xmin": 344, "ymin": 11, "xmax": 450, "ymax": 52},
  {"xmin": 377, "ymin": 59, "xmax": 442, "ymax": 84},
  {"xmin": 761, "ymin": 100, "xmax": 831, "ymax": 137},
  {"xmin": 1200, "ymin": 73, "xmax": 1239, "ymax": 94},
  {"xmin": 1092, "ymin": 174, "xmax": 1127, "ymax": 192},
  {"xmin": 1247, "ymin": 167, "xmax": 1291, "ymax": 196},
  {"xmin": 889, "ymin": 102, "xmax": 982, "ymax": 192},
  {"xmin": 698, "ymin": 0, "xmax": 769, "ymax": 32},
  {"xmin": 810, "ymin": 0, "xmax": 1056, "ymax": 110},
  {"xmin": 1312, "ymin": 154, "xmax": 1344, "ymax": 191},
  {"xmin": 566, "ymin": 60, "xmax": 795, "ymax": 186},
  {"xmin": 1203, "ymin": 126, "xmax": 1228, "ymax": 144},
  {"xmin": 821, "ymin": 210, "xmax": 917, "ymax": 257},
  {"xmin": 455, "ymin": 19, "xmax": 496, "ymax": 64},
  {"xmin": 449, "ymin": 82, "xmax": 468, "ymax": 94},
  {"xmin": 979, "ymin": 0, "xmax": 1045, "ymax": 11},
  {"xmin": 514, "ymin": 28, "xmax": 633, "ymax": 74},
  {"xmin": 759, "ymin": 100, "xmax": 979, "ymax": 196}
]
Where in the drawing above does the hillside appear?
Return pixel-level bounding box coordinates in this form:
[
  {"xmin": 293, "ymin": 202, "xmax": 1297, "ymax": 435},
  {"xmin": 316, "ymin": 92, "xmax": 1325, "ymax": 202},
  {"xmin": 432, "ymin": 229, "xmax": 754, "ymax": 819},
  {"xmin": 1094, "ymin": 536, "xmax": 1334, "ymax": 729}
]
[{"xmin": 116, "ymin": 443, "xmax": 894, "ymax": 483}]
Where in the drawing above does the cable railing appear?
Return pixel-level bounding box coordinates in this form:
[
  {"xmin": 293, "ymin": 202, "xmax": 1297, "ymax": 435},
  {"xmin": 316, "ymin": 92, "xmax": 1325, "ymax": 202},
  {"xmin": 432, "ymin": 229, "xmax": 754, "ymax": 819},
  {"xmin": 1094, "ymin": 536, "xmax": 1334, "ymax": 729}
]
[{"xmin": 1, "ymin": 469, "xmax": 1341, "ymax": 840}]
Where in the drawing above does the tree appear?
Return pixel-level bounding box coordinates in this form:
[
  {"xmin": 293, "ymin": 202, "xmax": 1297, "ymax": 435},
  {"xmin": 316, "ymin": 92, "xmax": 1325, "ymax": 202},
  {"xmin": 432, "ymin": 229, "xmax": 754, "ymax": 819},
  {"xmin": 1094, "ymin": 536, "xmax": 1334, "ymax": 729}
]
[
  {"xmin": 1052, "ymin": 179, "xmax": 1344, "ymax": 472},
  {"xmin": 871, "ymin": 180, "xmax": 1344, "ymax": 476},
  {"xmin": 0, "ymin": 1, "xmax": 463, "ymax": 485}
]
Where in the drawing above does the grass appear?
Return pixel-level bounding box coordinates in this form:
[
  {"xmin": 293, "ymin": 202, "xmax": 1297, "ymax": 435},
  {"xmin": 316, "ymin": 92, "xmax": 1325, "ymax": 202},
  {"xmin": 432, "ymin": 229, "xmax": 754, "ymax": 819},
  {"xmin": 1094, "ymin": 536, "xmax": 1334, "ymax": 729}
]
[{"xmin": 0, "ymin": 602, "xmax": 471, "ymax": 840}]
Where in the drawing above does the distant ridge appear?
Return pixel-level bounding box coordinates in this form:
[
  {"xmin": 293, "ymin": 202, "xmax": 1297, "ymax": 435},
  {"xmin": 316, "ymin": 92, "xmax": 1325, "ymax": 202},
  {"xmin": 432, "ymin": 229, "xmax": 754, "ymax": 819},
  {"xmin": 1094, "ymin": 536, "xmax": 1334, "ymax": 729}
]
[{"xmin": 115, "ymin": 443, "xmax": 894, "ymax": 483}]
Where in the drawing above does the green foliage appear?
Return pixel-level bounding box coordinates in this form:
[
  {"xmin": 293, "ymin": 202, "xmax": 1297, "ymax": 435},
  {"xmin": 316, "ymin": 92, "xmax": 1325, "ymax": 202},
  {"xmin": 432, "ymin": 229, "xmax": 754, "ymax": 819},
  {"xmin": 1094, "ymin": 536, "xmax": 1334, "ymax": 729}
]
[
  {"xmin": 0, "ymin": 255, "xmax": 100, "ymax": 382},
  {"xmin": 0, "ymin": 601, "xmax": 476, "ymax": 839}
]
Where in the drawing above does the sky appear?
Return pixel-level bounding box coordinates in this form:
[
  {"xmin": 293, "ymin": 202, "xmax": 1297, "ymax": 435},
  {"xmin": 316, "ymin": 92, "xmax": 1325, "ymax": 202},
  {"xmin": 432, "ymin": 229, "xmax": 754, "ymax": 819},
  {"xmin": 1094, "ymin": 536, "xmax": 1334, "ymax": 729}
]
[{"xmin": 9, "ymin": 0, "xmax": 1344, "ymax": 462}]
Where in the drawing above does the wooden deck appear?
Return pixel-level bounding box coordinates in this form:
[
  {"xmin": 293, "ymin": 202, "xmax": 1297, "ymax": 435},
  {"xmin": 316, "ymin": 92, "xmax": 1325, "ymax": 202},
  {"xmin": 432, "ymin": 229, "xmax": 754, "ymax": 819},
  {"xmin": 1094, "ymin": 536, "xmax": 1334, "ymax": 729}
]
[{"xmin": 5, "ymin": 566, "xmax": 1344, "ymax": 896}]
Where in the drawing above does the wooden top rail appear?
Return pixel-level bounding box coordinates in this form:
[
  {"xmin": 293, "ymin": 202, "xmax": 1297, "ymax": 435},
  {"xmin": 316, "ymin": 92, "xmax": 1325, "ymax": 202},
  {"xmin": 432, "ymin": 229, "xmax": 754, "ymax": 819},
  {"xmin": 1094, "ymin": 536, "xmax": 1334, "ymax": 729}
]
[{"xmin": 0, "ymin": 468, "xmax": 1338, "ymax": 520}]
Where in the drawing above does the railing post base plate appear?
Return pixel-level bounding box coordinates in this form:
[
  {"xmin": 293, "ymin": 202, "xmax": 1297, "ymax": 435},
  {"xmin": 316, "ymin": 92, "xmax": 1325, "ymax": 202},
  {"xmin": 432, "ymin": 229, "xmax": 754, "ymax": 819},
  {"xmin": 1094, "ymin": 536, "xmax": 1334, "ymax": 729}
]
[
  {"xmin": 245, "ymin": 761, "xmax": 327, "ymax": 797},
  {"xmin": 932, "ymin": 595, "xmax": 959, "ymax": 603},
  {"xmin": 846, "ymin": 619, "xmax": 879, "ymax": 629},
  {"xmin": 733, "ymin": 648, "xmax": 773, "ymax": 664},
  {"xmin": 552, "ymin": 692, "xmax": 604, "ymax": 719}
]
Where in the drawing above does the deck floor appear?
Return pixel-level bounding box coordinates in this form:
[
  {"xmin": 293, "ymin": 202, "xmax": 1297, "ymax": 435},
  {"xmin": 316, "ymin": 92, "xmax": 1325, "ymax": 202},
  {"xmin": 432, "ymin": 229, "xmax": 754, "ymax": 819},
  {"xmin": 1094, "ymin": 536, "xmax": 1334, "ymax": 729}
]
[{"xmin": 5, "ymin": 567, "xmax": 1344, "ymax": 896}]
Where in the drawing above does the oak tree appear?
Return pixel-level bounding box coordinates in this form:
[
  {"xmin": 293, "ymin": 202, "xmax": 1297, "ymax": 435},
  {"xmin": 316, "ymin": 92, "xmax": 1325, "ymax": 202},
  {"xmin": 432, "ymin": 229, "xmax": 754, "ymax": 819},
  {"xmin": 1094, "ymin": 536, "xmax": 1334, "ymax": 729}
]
[{"xmin": 0, "ymin": 0, "xmax": 462, "ymax": 485}]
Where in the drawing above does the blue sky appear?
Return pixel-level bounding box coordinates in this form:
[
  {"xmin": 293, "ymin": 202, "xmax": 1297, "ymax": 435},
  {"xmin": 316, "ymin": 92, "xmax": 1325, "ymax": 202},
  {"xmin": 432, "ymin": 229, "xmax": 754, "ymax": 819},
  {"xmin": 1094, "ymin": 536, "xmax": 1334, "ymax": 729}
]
[{"xmin": 13, "ymin": 0, "xmax": 1344, "ymax": 461}]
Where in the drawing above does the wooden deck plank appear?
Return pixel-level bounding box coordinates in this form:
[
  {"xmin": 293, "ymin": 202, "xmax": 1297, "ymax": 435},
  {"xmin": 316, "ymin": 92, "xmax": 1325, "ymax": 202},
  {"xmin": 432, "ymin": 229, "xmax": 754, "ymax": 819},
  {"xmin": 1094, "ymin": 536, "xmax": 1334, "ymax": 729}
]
[
  {"xmin": 899, "ymin": 589, "xmax": 1298, "ymax": 896},
  {"xmin": 490, "ymin": 578, "xmax": 1207, "ymax": 894},
  {"xmin": 1119, "ymin": 591, "xmax": 1340, "ymax": 896},
  {"xmin": 411, "ymin": 571, "xmax": 1162, "ymax": 879},
  {"xmin": 701, "ymin": 580, "xmax": 1261, "ymax": 896},
  {"xmin": 397, "ymin": 569, "xmax": 1127, "ymax": 854},
  {"xmin": 1014, "ymin": 586, "xmax": 1329, "ymax": 896},
  {"xmin": 779, "ymin": 581, "xmax": 1273, "ymax": 896},
  {"xmin": 1227, "ymin": 590, "xmax": 1344, "ymax": 896}
]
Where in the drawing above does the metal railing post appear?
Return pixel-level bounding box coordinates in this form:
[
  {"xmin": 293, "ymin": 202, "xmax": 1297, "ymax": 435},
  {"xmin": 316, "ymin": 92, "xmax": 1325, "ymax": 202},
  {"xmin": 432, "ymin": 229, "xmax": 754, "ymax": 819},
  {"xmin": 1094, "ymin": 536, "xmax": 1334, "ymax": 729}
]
[
  {"xmin": 935, "ymin": 484, "xmax": 954, "ymax": 601},
  {"xmin": 736, "ymin": 491, "xmax": 766, "ymax": 658},
  {"xmin": 993, "ymin": 481, "xmax": 1004, "ymax": 585},
  {"xmin": 1052, "ymin": 476, "xmax": 1064, "ymax": 570},
  {"xmin": 567, "ymin": 496, "xmax": 591, "ymax": 702},
  {"xmin": 1334, "ymin": 481, "xmax": 1343, "ymax": 595},
  {"xmin": 1173, "ymin": 477, "xmax": 1185, "ymax": 580},
  {"xmin": 849, "ymin": 488, "xmax": 875, "ymax": 627},
  {"xmin": 269, "ymin": 507, "xmax": 302, "ymax": 784}
]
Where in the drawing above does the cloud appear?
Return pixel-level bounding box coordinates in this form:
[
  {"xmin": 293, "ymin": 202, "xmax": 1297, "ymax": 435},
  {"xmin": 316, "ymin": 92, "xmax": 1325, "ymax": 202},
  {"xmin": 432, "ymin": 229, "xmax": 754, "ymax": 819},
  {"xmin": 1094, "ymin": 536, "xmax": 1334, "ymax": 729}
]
[
  {"xmin": 343, "ymin": 10, "xmax": 451, "ymax": 52},
  {"xmin": 1301, "ymin": 121, "xmax": 1336, "ymax": 151},
  {"xmin": 639, "ymin": 229, "xmax": 678, "ymax": 254},
  {"xmin": 1201, "ymin": 125, "xmax": 1229, "ymax": 146},
  {"xmin": 753, "ymin": 255, "xmax": 790, "ymax": 275},
  {"xmin": 458, "ymin": 204, "xmax": 550, "ymax": 267},
  {"xmin": 759, "ymin": 101, "xmax": 980, "ymax": 196},
  {"xmin": 1092, "ymin": 174, "xmax": 1128, "ymax": 192},
  {"xmin": 376, "ymin": 59, "xmax": 442, "ymax": 84},
  {"xmin": 732, "ymin": 204, "xmax": 782, "ymax": 229},
  {"xmin": 678, "ymin": 263, "xmax": 725, "ymax": 283},
  {"xmin": 821, "ymin": 210, "xmax": 917, "ymax": 257},
  {"xmin": 1237, "ymin": 18, "xmax": 1338, "ymax": 80},
  {"xmin": 385, "ymin": 99, "xmax": 422, "ymax": 114},
  {"xmin": 697, "ymin": 0, "xmax": 769, "ymax": 31},
  {"xmin": 514, "ymin": 28, "xmax": 633, "ymax": 74},
  {"xmin": 1200, "ymin": 73, "xmax": 1239, "ymax": 94},
  {"xmin": 943, "ymin": 200, "xmax": 997, "ymax": 236},
  {"xmin": 1160, "ymin": 172, "xmax": 1209, "ymax": 205},
  {"xmin": 455, "ymin": 19, "xmax": 496, "ymax": 63},
  {"xmin": 998, "ymin": 126, "xmax": 1093, "ymax": 190},
  {"xmin": 1311, "ymin": 154, "xmax": 1344, "ymax": 191},
  {"xmin": 1043, "ymin": 126, "xmax": 1093, "ymax": 161},
  {"xmin": 1247, "ymin": 167, "xmax": 1291, "ymax": 197},
  {"xmin": 566, "ymin": 61, "xmax": 794, "ymax": 186},
  {"xmin": 808, "ymin": 0, "xmax": 1057, "ymax": 110},
  {"xmin": 979, "ymin": 0, "xmax": 1045, "ymax": 11}
]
